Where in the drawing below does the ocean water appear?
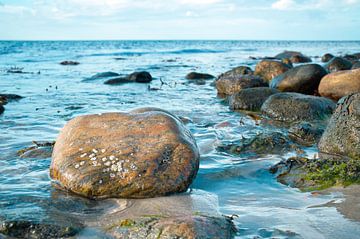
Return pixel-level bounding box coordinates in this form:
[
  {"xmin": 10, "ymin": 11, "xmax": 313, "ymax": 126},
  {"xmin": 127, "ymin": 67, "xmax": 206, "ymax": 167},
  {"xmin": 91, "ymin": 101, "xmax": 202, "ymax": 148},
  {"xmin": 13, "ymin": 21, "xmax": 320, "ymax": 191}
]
[{"xmin": 1, "ymin": 40, "xmax": 360, "ymax": 238}]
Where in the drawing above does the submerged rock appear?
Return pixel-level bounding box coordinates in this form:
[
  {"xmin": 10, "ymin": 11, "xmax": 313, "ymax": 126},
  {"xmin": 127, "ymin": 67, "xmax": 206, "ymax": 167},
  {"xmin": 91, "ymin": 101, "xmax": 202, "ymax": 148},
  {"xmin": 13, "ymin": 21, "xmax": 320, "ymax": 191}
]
[
  {"xmin": 321, "ymin": 53, "xmax": 335, "ymax": 63},
  {"xmin": 0, "ymin": 105, "xmax": 4, "ymax": 114},
  {"xmin": 229, "ymin": 87, "xmax": 279, "ymax": 111},
  {"xmin": 215, "ymin": 75, "xmax": 267, "ymax": 96},
  {"xmin": 50, "ymin": 108, "xmax": 200, "ymax": 199},
  {"xmin": 288, "ymin": 122, "xmax": 324, "ymax": 146},
  {"xmin": 254, "ymin": 60, "xmax": 291, "ymax": 82},
  {"xmin": 318, "ymin": 68, "xmax": 360, "ymax": 101},
  {"xmin": 270, "ymin": 64, "xmax": 327, "ymax": 95},
  {"xmin": 84, "ymin": 72, "xmax": 120, "ymax": 81},
  {"xmin": 60, "ymin": 61, "xmax": 79, "ymax": 65},
  {"xmin": 261, "ymin": 93, "xmax": 336, "ymax": 122},
  {"xmin": 104, "ymin": 71, "xmax": 152, "ymax": 85},
  {"xmin": 18, "ymin": 141, "xmax": 55, "ymax": 159},
  {"xmin": 324, "ymin": 57, "xmax": 352, "ymax": 73},
  {"xmin": 318, "ymin": 93, "xmax": 360, "ymax": 160},
  {"xmin": 274, "ymin": 51, "xmax": 311, "ymax": 63},
  {"xmin": 0, "ymin": 94, "xmax": 23, "ymax": 105},
  {"xmin": 186, "ymin": 72, "xmax": 215, "ymax": 80},
  {"xmin": 104, "ymin": 77, "xmax": 132, "ymax": 85}
]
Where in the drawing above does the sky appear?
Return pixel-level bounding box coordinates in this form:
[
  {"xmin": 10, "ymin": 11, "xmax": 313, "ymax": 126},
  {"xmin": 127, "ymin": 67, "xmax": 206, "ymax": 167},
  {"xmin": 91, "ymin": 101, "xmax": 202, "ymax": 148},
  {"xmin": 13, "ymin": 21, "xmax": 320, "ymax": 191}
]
[{"xmin": 0, "ymin": 0, "xmax": 359, "ymax": 40}]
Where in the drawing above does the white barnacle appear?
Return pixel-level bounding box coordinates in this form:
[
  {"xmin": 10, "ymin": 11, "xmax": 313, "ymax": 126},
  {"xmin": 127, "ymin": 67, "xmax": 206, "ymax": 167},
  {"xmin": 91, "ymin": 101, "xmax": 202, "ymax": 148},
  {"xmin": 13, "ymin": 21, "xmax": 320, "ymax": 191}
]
[
  {"xmin": 92, "ymin": 149, "xmax": 98, "ymax": 154},
  {"xmin": 79, "ymin": 148, "xmax": 83, "ymax": 151},
  {"xmin": 110, "ymin": 173, "xmax": 115, "ymax": 178},
  {"xmin": 130, "ymin": 163, "xmax": 137, "ymax": 170},
  {"xmin": 90, "ymin": 157, "xmax": 97, "ymax": 161},
  {"xmin": 74, "ymin": 164, "xmax": 80, "ymax": 169},
  {"xmin": 111, "ymin": 164, "xmax": 118, "ymax": 171},
  {"xmin": 101, "ymin": 149, "xmax": 106, "ymax": 153},
  {"xmin": 99, "ymin": 179, "xmax": 103, "ymax": 184},
  {"xmin": 102, "ymin": 157, "xmax": 107, "ymax": 162},
  {"xmin": 125, "ymin": 159, "xmax": 130, "ymax": 163},
  {"xmin": 104, "ymin": 161, "xmax": 111, "ymax": 167},
  {"xmin": 89, "ymin": 153, "xmax": 95, "ymax": 158},
  {"xmin": 92, "ymin": 161, "xmax": 98, "ymax": 166},
  {"xmin": 109, "ymin": 155, "xmax": 115, "ymax": 161},
  {"xmin": 80, "ymin": 161, "xmax": 85, "ymax": 166},
  {"xmin": 130, "ymin": 153, "xmax": 134, "ymax": 156},
  {"xmin": 80, "ymin": 153, "xmax": 87, "ymax": 158}
]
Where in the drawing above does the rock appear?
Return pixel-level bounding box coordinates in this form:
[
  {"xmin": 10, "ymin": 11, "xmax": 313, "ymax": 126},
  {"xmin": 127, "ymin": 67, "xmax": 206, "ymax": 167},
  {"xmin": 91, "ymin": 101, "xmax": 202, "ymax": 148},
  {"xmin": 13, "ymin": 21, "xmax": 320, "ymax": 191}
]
[
  {"xmin": 0, "ymin": 105, "xmax": 4, "ymax": 114},
  {"xmin": 217, "ymin": 131, "xmax": 297, "ymax": 156},
  {"xmin": 288, "ymin": 122, "xmax": 324, "ymax": 146},
  {"xmin": 281, "ymin": 58, "xmax": 293, "ymax": 67},
  {"xmin": 318, "ymin": 68, "xmax": 360, "ymax": 101},
  {"xmin": 84, "ymin": 72, "xmax": 120, "ymax": 81},
  {"xmin": 186, "ymin": 72, "xmax": 215, "ymax": 80},
  {"xmin": 219, "ymin": 66, "xmax": 253, "ymax": 77},
  {"xmin": 274, "ymin": 51, "xmax": 311, "ymax": 63},
  {"xmin": 324, "ymin": 57, "xmax": 352, "ymax": 73},
  {"xmin": 229, "ymin": 87, "xmax": 279, "ymax": 111},
  {"xmin": 352, "ymin": 61, "xmax": 360, "ymax": 70},
  {"xmin": 104, "ymin": 77, "xmax": 132, "ymax": 85},
  {"xmin": 60, "ymin": 61, "xmax": 79, "ymax": 65},
  {"xmin": 318, "ymin": 93, "xmax": 360, "ymax": 160},
  {"xmin": 50, "ymin": 107, "xmax": 200, "ymax": 199},
  {"xmin": 261, "ymin": 93, "xmax": 336, "ymax": 122},
  {"xmin": 0, "ymin": 94, "xmax": 23, "ymax": 105},
  {"xmin": 321, "ymin": 53, "xmax": 335, "ymax": 63},
  {"xmin": 270, "ymin": 64, "xmax": 327, "ymax": 95},
  {"xmin": 0, "ymin": 220, "xmax": 81, "ymax": 238},
  {"xmin": 18, "ymin": 141, "xmax": 55, "ymax": 159},
  {"xmin": 343, "ymin": 54, "xmax": 359, "ymax": 63},
  {"xmin": 128, "ymin": 71, "xmax": 152, "ymax": 83},
  {"xmin": 254, "ymin": 60, "xmax": 291, "ymax": 82},
  {"xmin": 215, "ymin": 75, "xmax": 267, "ymax": 96}
]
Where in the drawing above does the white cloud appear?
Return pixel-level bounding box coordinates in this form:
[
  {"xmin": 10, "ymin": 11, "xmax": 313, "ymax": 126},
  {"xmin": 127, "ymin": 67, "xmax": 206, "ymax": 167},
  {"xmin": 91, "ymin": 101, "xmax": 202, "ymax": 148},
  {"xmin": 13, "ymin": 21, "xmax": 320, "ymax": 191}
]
[
  {"xmin": 181, "ymin": 0, "xmax": 222, "ymax": 5},
  {"xmin": 271, "ymin": 0, "xmax": 296, "ymax": 10}
]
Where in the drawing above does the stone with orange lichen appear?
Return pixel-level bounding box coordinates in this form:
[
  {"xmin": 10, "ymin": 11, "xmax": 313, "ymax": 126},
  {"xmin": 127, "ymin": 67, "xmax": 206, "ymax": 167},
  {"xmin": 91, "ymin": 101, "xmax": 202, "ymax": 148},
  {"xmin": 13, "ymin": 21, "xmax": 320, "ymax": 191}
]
[{"xmin": 50, "ymin": 108, "xmax": 199, "ymax": 199}]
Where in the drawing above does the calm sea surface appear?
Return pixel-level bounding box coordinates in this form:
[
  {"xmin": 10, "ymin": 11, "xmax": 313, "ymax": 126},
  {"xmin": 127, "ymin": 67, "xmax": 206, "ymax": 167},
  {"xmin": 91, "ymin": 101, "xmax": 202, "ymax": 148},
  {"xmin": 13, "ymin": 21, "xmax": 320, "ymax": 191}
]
[{"xmin": 1, "ymin": 40, "xmax": 360, "ymax": 238}]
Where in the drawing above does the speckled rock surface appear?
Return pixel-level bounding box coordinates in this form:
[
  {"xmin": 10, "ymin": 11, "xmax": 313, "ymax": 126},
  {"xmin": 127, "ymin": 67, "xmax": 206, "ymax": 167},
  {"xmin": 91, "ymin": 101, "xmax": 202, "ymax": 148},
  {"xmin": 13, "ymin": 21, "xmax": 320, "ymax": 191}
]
[
  {"xmin": 318, "ymin": 68, "xmax": 360, "ymax": 101},
  {"xmin": 219, "ymin": 66, "xmax": 253, "ymax": 78},
  {"xmin": 261, "ymin": 93, "xmax": 336, "ymax": 122},
  {"xmin": 318, "ymin": 93, "xmax": 360, "ymax": 159},
  {"xmin": 254, "ymin": 60, "xmax": 291, "ymax": 82},
  {"xmin": 215, "ymin": 75, "xmax": 267, "ymax": 96},
  {"xmin": 50, "ymin": 108, "xmax": 200, "ymax": 199},
  {"xmin": 324, "ymin": 57, "xmax": 352, "ymax": 73}
]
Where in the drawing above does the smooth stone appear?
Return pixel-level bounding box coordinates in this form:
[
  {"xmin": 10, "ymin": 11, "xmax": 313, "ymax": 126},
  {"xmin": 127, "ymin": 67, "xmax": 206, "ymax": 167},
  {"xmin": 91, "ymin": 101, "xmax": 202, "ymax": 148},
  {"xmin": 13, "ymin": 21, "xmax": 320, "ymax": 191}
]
[
  {"xmin": 104, "ymin": 77, "xmax": 132, "ymax": 85},
  {"xmin": 254, "ymin": 60, "xmax": 291, "ymax": 82},
  {"xmin": 288, "ymin": 122, "xmax": 324, "ymax": 146},
  {"xmin": 50, "ymin": 107, "xmax": 200, "ymax": 199},
  {"xmin": 261, "ymin": 92, "xmax": 336, "ymax": 122},
  {"xmin": 229, "ymin": 87, "xmax": 279, "ymax": 111},
  {"xmin": 60, "ymin": 61, "xmax": 80, "ymax": 65},
  {"xmin": 270, "ymin": 64, "xmax": 327, "ymax": 95},
  {"xmin": 318, "ymin": 93, "xmax": 360, "ymax": 160},
  {"xmin": 128, "ymin": 71, "xmax": 152, "ymax": 83},
  {"xmin": 352, "ymin": 61, "xmax": 360, "ymax": 70},
  {"xmin": 324, "ymin": 57, "xmax": 352, "ymax": 73},
  {"xmin": 186, "ymin": 72, "xmax": 215, "ymax": 80},
  {"xmin": 219, "ymin": 66, "xmax": 253, "ymax": 77},
  {"xmin": 318, "ymin": 68, "xmax": 360, "ymax": 101},
  {"xmin": 215, "ymin": 75, "xmax": 267, "ymax": 96},
  {"xmin": 274, "ymin": 51, "xmax": 312, "ymax": 63},
  {"xmin": 321, "ymin": 53, "xmax": 335, "ymax": 63}
]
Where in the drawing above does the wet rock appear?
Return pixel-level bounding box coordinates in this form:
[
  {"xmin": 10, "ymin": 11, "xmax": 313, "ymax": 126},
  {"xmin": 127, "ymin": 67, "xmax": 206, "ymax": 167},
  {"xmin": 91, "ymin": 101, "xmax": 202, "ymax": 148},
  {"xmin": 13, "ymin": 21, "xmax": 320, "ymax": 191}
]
[
  {"xmin": 270, "ymin": 64, "xmax": 327, "ymax": 95},
  {"xmin": 84, "ymin": 72, "xmax": 120, "ymax": 81},
  {"xmin": 321, "ymin": 53, "xmax": 335, "ymax": 63},
  {"xmin": 104, "ymin": 77, "xmax": 132, "ymax": 85},
  {"xmin": 215, "ymin": 75, "xmax": 267, "ymax": 96},
  {"xmin": 261, "ymin": 93, "xmax": 336, "ymax": 122},
  {"xmin": 128, "ymin": 71, "xmax": 152, "ymax": 83},
  {"xmin": 254, "ymin": 60, "xmax": 291, "ymax": 82},
  {"xmin": 50, "ymin": 107, "xmax": 200, "ymax": 199},
  {"xmin": 343, "ymin": 54, "xmax": 360, "ymax": 63},
  {"xmin": 217, "ymin": 131, "xmax": 297, "ymax": 156},
  {"xmin": 60, "ymin": 61, "xmax": 80, "ymax": 65},
  {"xmin": 274, "ymin": 51, "xmax": 312, "ymax": 63},
  {"xmin": 324, "ymin": 57, "xmax": 352, "ymax": 73},
  {"xmin": 0, "ymin": 105, "xmax": 4, "ymax": 114},
  {"xmin": 0, "ymin": 220, "xmax": 81, "ymax": 239},
  {"xmin": 186, "ymin": 72, "xmax": 215, "ymax": 80},
  {"xmin": 0, "ymin": 94, "xmax": 23, "ymax": 105},
  {"xmin": 318, "ymin": 68, "xmax": 360, "ymax": 101},
  {"xmin": 352, "ymin": 61, "xmax": 360, "ymax": 70},
  {"xmin": 18, "ymin": 141, "xmax": 55, "ymax": 159},
  {"xmin": 219, "ymin": 66, "xmax": 253, "ymax": 77},
  {"xmin": 281, "ymin": 58, "xmax": 293, "ymax": 67},
  {"xmin": 288, "ymin": 122, "xmax": 324, "ymax": 146},
  {"xmin": 229, "ymin": 87, "xmax": 279, "ymax": 111},
  {"xmin": 318, "ymin": 93, "xmax": 360, "ymax": 160}
]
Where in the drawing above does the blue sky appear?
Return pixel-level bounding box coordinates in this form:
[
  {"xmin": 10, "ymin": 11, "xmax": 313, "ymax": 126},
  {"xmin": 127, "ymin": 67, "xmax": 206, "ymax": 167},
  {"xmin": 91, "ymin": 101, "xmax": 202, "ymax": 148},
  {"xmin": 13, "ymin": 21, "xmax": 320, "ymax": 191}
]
[{"xmin": 0, "ymin": 0, "xmax": 359, "ymax": 40}]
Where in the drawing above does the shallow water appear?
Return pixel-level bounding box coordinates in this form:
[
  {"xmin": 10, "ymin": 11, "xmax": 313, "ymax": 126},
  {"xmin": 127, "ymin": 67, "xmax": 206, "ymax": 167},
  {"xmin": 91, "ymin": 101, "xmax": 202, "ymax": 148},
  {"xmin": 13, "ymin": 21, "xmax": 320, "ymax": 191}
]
[{"xmin": 1, "ymin": 40, "xmax": 360, "ymax": 238}]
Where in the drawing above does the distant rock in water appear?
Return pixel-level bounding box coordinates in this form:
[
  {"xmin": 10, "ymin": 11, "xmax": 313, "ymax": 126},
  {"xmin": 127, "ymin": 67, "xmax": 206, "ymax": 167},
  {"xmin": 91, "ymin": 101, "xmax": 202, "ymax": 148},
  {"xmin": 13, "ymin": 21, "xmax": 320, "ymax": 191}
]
[
  {"xmin": 104, "ymin": 77, "xmax": 132, "ymax": 85},
  {"xmin": 18, "ymin": 141, "xmax": 55, "ymax": 159},
  {"xmin": 274, "ymin": 51, "xmax": 312, "ymax": 63},
  {"xmin": 318, "ymin": 93, "xmax": 360, "ymax": 160},
  {"xmin": 270, "ymin": 64, "xmax": 327, "ymax": 95},
  {"xmin": 50, "ymin": 107, "xmax": 200, "ymax": 199},
  {"xmin": 0, "ymin": 94, "xmax": 23, "ymax": 105},
  {"xmin": 324, "ymin": 57, "xmax": 352, "ymax": 73},
  {"xmin": 352, "ymin": 61, "xmax": 360, "ymax": 70},
  {"xmin": 261, "ymin": 92, "xmax": 336, "ymax": 122},
  {"xmin": 0, "ymin": 105, "xmax": 4, "ymax": 114},
  {"xmin": 215, "ymin": 75, "xmax": 267, "ymax": 96},
  {"xmin": 229, "ymin": 87, "xmax": 279, "ymax": 111},
  {"xmin": 321, "ymin": 53, "xmax": 335, "ymax": 63},
  {"xmin": 319, "ymin": 68, "xmax": 360, "ymax": 101},
  {"xmin": 84, "ymin": 72, "xmax": 120, "ymax": 81},
  {"xmin": 60, "ymin": 61, "xmax": 80, "ymax": 65},
  {"xmin": 104, "ymin": 71, "xmax": 153, "ymax": 85},
  {"xmin": 186, "ymin": 72, "xmax": 215, "ymax": 80},
  {"xmin": 254, "ymin": 60, "xmax": 291, "ymax": 82}
]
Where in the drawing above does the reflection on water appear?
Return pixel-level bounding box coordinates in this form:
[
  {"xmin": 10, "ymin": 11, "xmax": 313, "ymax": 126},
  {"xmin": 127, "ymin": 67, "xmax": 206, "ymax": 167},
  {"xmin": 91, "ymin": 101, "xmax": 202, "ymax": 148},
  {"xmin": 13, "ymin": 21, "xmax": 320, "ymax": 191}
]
[{"xmin": 1, "ymin": 40, "xmax": 360, "ymax": 238}]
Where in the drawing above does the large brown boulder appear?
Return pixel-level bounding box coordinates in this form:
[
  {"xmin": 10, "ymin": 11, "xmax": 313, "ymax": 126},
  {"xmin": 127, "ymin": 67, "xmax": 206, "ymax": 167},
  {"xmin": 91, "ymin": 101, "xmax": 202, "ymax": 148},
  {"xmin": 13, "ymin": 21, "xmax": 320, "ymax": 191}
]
[
  {"xmin": 254, "ymin": 60, "xmax": 291, "ymax": 82},
  {"xmin": 318, "ymin": 68, "xmax": 360, "ymax": 101},
  {"xmin": 274, "ymin": 51, "xmax": 312, "ymax": 63},
  {"xmin": 215, "ymin": 75, "xmax": 267, "ymax": 96},
  {"xmin": 270, "ymin": 64, "xmax": 327, "ymax": 95},
  {"xmin": 318, "ymin": 93, "xmax": 360, "ymax": 159},
  {"xmin": 261, "ymin": 92, "xmax": 336, "ymax": 122},
  {"xmin": 50, "ymin": 108, "xmax": 200, "ymax": 199},
  {"xmin": 324, "ymin": 57, "xmax": 352, "ymax": 73}
]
